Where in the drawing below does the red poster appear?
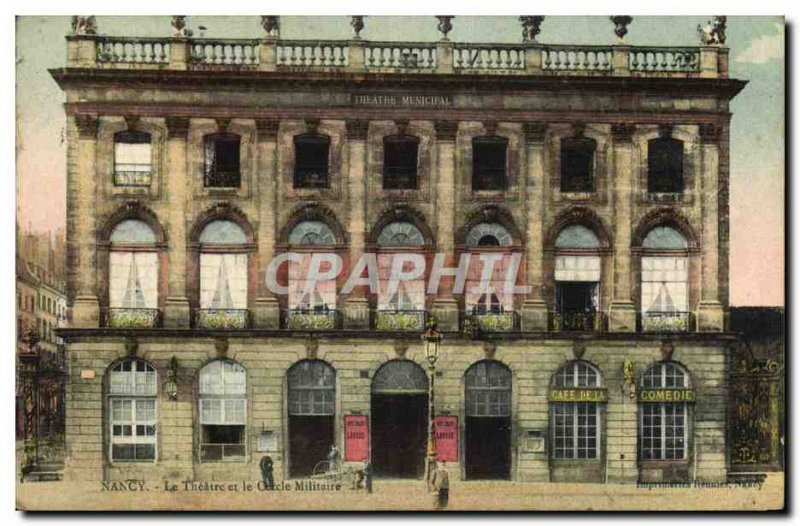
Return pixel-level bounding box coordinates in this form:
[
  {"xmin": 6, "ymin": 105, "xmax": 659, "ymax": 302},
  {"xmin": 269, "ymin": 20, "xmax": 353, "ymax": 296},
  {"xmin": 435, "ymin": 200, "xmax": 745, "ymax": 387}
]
[
  {"xmin": 344, "ymin": 414, "xmax": 369, "ymax": 461},
  {"xmin": 434, "ymin": 416, "xmax": 458, "ymax": 462}
]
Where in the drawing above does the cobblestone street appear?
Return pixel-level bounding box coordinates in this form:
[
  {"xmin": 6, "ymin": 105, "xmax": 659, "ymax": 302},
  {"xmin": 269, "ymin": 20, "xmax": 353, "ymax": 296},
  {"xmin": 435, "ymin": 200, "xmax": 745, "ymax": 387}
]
[{"xmin": 16, "ymin": 474, "xmax": 784, "ymax": 511}]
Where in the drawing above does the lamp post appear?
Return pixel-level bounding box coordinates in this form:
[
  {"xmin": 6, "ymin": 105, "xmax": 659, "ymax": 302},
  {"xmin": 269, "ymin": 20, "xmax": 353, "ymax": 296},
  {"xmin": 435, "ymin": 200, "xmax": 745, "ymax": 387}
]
[{"xmin": 421, "ymin": 319, "xmax": 442, "ymax": 490}]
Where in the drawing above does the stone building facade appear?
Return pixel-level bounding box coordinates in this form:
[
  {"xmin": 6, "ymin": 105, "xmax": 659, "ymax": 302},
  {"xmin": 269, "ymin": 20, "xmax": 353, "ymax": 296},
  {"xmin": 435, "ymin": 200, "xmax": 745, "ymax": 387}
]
[{"xmin": 52, "ymin": 16, "xmax": 745, "ymax": 485}]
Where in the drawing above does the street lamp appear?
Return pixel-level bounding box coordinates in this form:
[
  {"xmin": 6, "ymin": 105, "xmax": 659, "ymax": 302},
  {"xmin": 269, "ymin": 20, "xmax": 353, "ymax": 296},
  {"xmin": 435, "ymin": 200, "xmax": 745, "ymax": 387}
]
[
  {"xmin": 421, "ymin": 319, "xmax": 442, "ymax": 490},
  {"xmin": 19, "ymin": 329, "xmax": 42, "ymax": 478}
]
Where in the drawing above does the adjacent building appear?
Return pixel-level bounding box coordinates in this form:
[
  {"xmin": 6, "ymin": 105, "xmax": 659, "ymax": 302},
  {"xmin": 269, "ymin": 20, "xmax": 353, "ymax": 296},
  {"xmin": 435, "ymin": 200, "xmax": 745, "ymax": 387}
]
[{"xmin": 52, "ymin": 16, "xmax": 746, "ymax": 484}]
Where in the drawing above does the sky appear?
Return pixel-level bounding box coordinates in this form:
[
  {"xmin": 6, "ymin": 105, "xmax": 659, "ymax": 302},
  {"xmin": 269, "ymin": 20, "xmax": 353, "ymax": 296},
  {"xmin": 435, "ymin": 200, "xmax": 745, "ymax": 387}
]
[{"xmin": 14, "ymin": 16, "xmax": 785, "ymax": 306}]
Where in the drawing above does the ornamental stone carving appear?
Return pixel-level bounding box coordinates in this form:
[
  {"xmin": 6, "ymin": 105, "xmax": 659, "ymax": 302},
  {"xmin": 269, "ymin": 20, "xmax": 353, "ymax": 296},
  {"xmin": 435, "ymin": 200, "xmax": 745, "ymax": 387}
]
[
  {"xmin": 351, "ymin": 16, "xmax": 365, "ymax": 39},
  {"xmin": 260, "ymin": 16, "xmax": 280, "ymax": 38},
  {"xmin": 165, "ymin": 116, "xmax": 190, "ymax": 138},
  {"xmin": 171, "ymin": 16, "xmax": 192, "ymax": 38},
  {"xmin": 436, "ymin": 16, "xmax": 454, "ymax": 41},
  {"xmin": 519, "ymin": 16, "xmax": 545, "ymax": 43},
  {"xmin": 71, "ymin": 16, "xmax": 97, "ymax": 36},
  {"xmin": 434, "ymin": 121, "xmax": 458, "ymax": 141},
  {"xmin": 522, "ymin": 122, "xmax": 547, "ymax": 143},
  {"xmin": 610, "ymin": 16, "xmax": 633, "ymax": 42}
]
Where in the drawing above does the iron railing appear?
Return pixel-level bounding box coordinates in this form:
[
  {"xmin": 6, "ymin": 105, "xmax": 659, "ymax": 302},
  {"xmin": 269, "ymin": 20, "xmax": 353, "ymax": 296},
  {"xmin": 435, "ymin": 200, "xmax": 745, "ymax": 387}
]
[
  {"xmin": 375, "ymin": 310, "xmax": 427, "ymax": 331},
  {"xmin": 285, "ymin": 308, "xmax": 342, "ymax": 330},
  {"xmin": 195, "ymin": 309, "xmax": 251, "ymax": 329},
  {"xmin": 552, "ymin": 310, "xmax": 604, "ymax": 332},
  {"xmin": 640, "ymin": 311, "xmax": 691, "ymax": 333},
  {"xmin": 465, "ymin": 311, "xmax": 520, "ymax": 333},
  {"xmin": 103, "ymin": 308, "xmax": 161, "ymax": 329}
]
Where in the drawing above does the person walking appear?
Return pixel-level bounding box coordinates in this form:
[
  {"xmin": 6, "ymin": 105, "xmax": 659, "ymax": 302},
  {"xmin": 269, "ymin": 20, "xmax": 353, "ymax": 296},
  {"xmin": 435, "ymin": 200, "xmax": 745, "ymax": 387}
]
[
  {"xmin": 260, "ymin": 455, "xmax": 274, "ymax": 490},
  {"xmin": 363, "ymin": 459, "xmax": 373, "ymax": 494},
  {"xmin": 431, "ymin": 461, "xmax": 450, "ymax": 509}
]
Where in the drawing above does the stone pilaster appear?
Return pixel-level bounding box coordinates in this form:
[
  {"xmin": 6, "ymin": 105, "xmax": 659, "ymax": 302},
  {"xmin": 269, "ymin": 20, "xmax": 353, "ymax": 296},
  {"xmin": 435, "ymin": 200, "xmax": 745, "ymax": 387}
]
[
  {"xmin": 430, "ymin": 121, "xmax": 460, "ymax": 331},
  {"xmin": 605, "ymin": 383, "xmax": 639, "ymax": 483},
  {"xmin": 70, "ymin": 114, "xmax": 100, "ymax": 328},
  {"xmin": 608, "ymin": 124, "xmax": 637, "ymax": 332},
  {"xmin": 696, "ymin": 124, "xmax": 724, "ymax": 331},
  {"xmin": 253, "ymin": 119, "xmax": 281, "ymax": 328},
  {"xmin": 343, "ymin": 120, "xmax": 371, "ymax": 329},
  {"xmin": 163, "ymin": 117, "xmax": 191, "ymax": 327},
  {"xmin": 520, "ymin": 122, "xmax": 549, "ymax": 331}
]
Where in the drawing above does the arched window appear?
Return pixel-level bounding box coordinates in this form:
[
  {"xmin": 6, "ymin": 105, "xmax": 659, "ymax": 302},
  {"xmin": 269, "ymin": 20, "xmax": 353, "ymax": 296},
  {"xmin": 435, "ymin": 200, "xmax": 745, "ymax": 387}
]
[
  {"xmin": 550, "ymin": 361, "xmax": 603, "ymax": 460},
  {"xmin": 114, "ymin": 131, "xmax": 152, "ymax": 187},
  {"xmin": 464, "ymin": 222, "xmax": 515, "ymax": 324},
  {"xmin": 554, "ymin": 225, "xmax": 602, "ymax": 331},
  {"xmin": 465, "ymin": 361, "xmax": 511, "ymax": 417},
  {"xmin": 288, "ymin": 360, "xmax": 335, "ymax": 415},
  {"xmin": 107, "ymin": 359, "xmax": 157, "ymax": 462},
  {"xmin": 198, "ymin": 220, "xmax": 249, "ymax": 328},
  {"xmin": 284, "ymin": 220, "xmax": 339, "ymax": 323},
  {"xmin": 384, "ymin": 136, "xmax": 419, "ymax": 190},
  {"xmin": 472, "ymin": 136, "xmax": 508, "ymax": 191},
  {"xmin": 288, "ymin": 221, "xmax": 337, "ymax": 246},
  {"xmin": 371, "ymin": 360, "xmax": 428, "ymax": 394},
  {"xmin": 199, "ymin": 360, "xmax": 247, "ymax": 461},
  {"xmin": 376, "ymin": 222, "xmax": 426, "ymax": 322},
  {"xmin": 639, "ymin": 362, "xmax": 692, "ymax": 461},
  {"xmin": 648, "ymin": 137, "xmax": 683, "ymax": 193},
  {"xmin": 204, "ymin": 133, "xmax": 241, "ymax": 188},
  {"xmin": 641, "ymin": 226, "xmax": 690, "ymax": 332},
  {"xmin": 294, "ymin": 134, "xmax": 330, "ymax": 189},
  {"xmin": 560, "ymin": 136, "xmax": 596, "ymax": 193},
  {"xmin": 108, "ymin": 219, "xmax": 160, "ymax": 328}
]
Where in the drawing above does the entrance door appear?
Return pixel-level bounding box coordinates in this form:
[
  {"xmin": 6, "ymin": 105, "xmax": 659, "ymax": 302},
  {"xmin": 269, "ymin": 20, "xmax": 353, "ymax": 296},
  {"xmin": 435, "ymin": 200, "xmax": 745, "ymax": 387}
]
[
  {"xmin": 371, "ymin": 393, "xmax": 428, "ymax": 478},
  {"xmin": 370, "ymin": 360, "xmax": 429, "ymax": 478},
  {"xmin": 465, "ymin": 416, "xmax": 512, "ymax": 479},
  {"xmin": 464, "ymin": 360, "xmax": 512, "ymax": 480},
  {"xmin": 287, "ymin": 360, "xmax": 335, "ymax": 478}
]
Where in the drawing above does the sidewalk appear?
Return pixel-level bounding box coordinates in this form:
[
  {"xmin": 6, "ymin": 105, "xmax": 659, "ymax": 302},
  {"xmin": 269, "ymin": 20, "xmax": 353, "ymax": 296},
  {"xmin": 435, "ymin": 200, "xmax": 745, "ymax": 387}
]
[{"xmin": 17, "ymin": 473, "xmax": 784, "ymax": 511}]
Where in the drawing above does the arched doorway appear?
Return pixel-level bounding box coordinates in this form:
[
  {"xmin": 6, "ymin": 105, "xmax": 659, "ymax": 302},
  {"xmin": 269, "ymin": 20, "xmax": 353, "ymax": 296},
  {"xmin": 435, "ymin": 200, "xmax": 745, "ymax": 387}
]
[
  {"xmin": 370, "ymin": 360, "xmax": 429, "ymax": 478},
  {"xmin": 464, "ymin": 360, "xmax": 512, "ymax": 479},
  {"xmin": 287, "ymin": 360, "xmax": 335, "ymax": 477}
]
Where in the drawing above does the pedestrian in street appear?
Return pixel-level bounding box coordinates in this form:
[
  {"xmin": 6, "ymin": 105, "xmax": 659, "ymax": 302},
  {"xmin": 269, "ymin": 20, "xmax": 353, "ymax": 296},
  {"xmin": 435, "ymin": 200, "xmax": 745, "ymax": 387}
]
[
  {"xmin": 260, "ymin": 455, "xmax": 274, "ymax": 490},
  {"xmin": 327, "ymin": 444, "xmax": 340, "ymax": 475},
  {"xmin": 432, "ymin": 461, "xmax": 449, "ymax": 509}
]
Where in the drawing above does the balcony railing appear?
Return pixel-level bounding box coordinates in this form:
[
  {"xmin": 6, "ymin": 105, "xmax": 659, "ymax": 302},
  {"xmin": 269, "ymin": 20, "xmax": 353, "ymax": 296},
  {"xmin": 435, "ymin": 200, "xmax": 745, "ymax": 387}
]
[
  {"xmin": 641, "ymin": 311, "xmax": 691, "ymax": 333},
  {"xmin": 70, "ymin": 35, "xmax": 728, "ymax": 79},
  {"xmin": 199, "ymin": 443, "xmax": 246, "ymax": 462},
  {"xmin": 104, "ymin": 308, "xmax": 161, "ymax": 329},
  {"xmin": 285, "ymin": 308, "xmax": 341, "ymax": 330},
  {"xmin": 375, "ymin": 310, "xmax": 427, "ymax": 331},
  {"xmin": 466, "ymin": 311, "xmax": 520, "ymax": 333},
  {"xmin": 114, "ymin": 167, "xmax": 152, "ymax": 187},
  {"xmin": 552, "ymin": 311, "xmax": 605, "ymax": 332},
  {"xmin": 195, "ymin": 309, "xmax": 250, "ymax": 329}
]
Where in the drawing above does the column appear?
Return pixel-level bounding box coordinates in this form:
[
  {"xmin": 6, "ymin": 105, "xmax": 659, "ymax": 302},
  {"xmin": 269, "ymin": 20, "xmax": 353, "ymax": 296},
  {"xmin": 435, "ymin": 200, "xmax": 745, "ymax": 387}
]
[
  {"xmin": 430, "ymin": 121, "xmax": 460, "ymax": 331},
  {"xmin": 520, "ymin": 122, "xmax": 549, "ymax": 331},
  {"xmin": 608, "ymin": 124, "xmax": 637, "ymax": 332},
  {"xmin": 696, "ymin": 124, "xmax": 724, "ymax": 331},
  {"xmin": 253, "ymin": 119, "xmax": 281, "ymax": 328},
  {"xmin": 163, "ymin": 117, "xmax": 191, "ymax": 327},
  {"xmin": 70, "ymin": 114, "xmax": 100, "ymax": 328},
  {"xmin": 342, "ymin": 120, "xmax": 371, "ymax": 329}
]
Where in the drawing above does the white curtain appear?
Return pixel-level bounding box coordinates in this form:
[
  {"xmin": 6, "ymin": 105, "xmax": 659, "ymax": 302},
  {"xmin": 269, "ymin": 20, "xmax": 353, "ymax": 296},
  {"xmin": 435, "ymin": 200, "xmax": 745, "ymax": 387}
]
[
  {"xmin": 641, "ymin": 256, "xmax": 688, "ymax": 312},
  {"xmin": 287, "ymin": 254, "xmax": 337, "ymax": 309},
  {"xmin": 200, "ymin": 253, "xmax": 248, "ymax": 309},
  {"xmin": 377, "ymin": 254, "xmax": 424, "ymax": 310},
  {"xmin": 114, "ymin": 142, "xmax": 151, "ymax": 172},
  {"xmin": 109, "ymin": 252, "xmax": 158, "ymax": 309}
]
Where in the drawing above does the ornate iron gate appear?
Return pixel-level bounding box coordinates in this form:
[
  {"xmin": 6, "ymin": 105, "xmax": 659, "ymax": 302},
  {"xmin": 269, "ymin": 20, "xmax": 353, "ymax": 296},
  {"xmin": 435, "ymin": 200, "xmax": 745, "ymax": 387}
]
[{"xmin": 728, "ymin": 350, "xmax": 783, "ymax": 471}]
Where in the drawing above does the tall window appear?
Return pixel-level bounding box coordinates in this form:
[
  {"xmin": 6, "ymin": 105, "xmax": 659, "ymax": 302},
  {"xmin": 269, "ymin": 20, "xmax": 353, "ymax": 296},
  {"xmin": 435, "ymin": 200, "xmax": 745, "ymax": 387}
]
[
  {"xmin": 554, "ymin": 225, "xmax": 602, "ymax": 331},
  {"xmin": 640, "ymin": 362, "xmax": 690, "ymax": 460},
  {"xmin": 204, "ymin": 134, "xmax": 241, "ymax": 188},
  {"xmin": 198, "ymin": 220, "xmax": 248, "ymax": 311},
  {"xmin": 560, "ymin": 137, "xmax": 596, "ymax": 193},
  {"xmin": 287, "ymin": 360, "xmax": 336, "ymax": 477},
  {"xmin": 648, "ymin": 137, "xmax": 683, "ymax": 193},
  {"xmin": 199, "ymin": 360, "xmax": 247, "ymax": 462},
  {"xmin": 472, "ymin": 137, "xmax": 508, "ymax": 191},
  {"xmin": 294, "ymin": 135, "xmax": 330, "ymax": 189},
  {"xmin": 108, "ymin": 359, "xmax": 157, "ymax": 462},
  {"xmin": 108, "ymin": 219, "xmax": 159, "ymax": 328},
  {"xmin": 287, "ymin": 221, "xmax": 338, "ymax": 314},
  {"xmin": 551, "ymin": 361, "xmax": 602, "ymax": 459},
  {"xmin": 377, "ymin": 222, "xmax": 426, "ymax": 313},
  {"xmin": 383, "ymin": 136, "xmax": 419, "ymax": 190},
  {"xmin": 114, "ymin": 131, "xmax": 152, "ymax": 186},
  {"xmin": 641, "ymin": 226, "xmax": 690, "ymax": 332},
  {"xmin": 464, "ymin": 223, "xmax": 514, "ymax": 316}
]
